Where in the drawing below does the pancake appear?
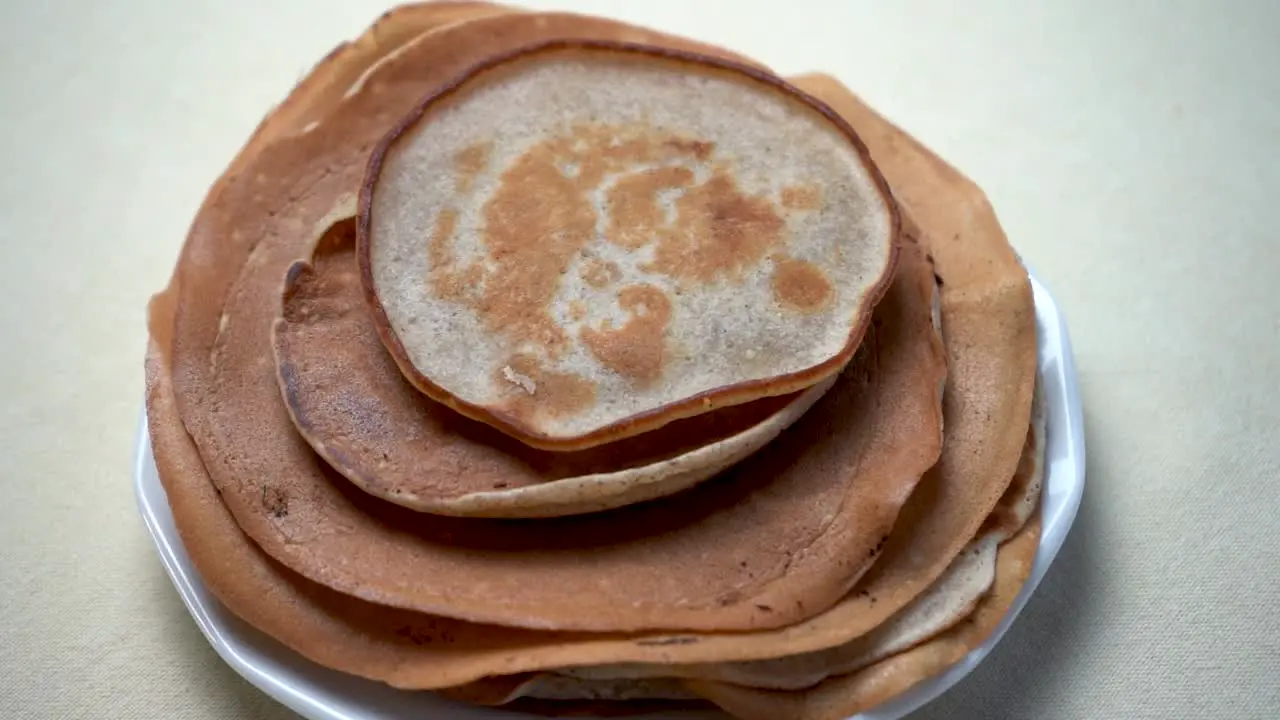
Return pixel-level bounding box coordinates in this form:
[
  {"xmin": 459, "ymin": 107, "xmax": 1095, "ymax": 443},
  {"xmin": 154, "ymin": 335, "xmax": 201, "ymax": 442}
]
[
  {"xmin": 360, "ymin": 41, "xmax": 899, "ymax": 451},
  {"xmin": 146, "ymin": 241, "xmax": 944, "ymax": 688},
  {"xmin": 225, "ymin": 2, "xmax": 516, "ymax": 182},
  {"xmin": 439, "ymin": 673, "xmax": 719, "ymax": 718},
  {"xmin": 461, "ymin": 675, "xmax": 699, "ymax": 704},
  {"xmin": 505, "ymin": 697, "xmax": 720, "ymax": 719},
  {"xmin": 173, "ymin": 2, "xmax": 514, "ymax": 313},
  {"xmin": 445, "ymin": 491, "xmax": 1042, "ymax": 711},
  {"xmin": 165, "ymin": 11, "xmax": 943, "ymax": 632},
  {"xmin": 431, "ymin": 156, "xmax": 1034, "ymax": 647},
  {"xmin": 687, "ymin": 514, "xmax": 1043, "ymax": 720},
  {"xmin": 273, "ymin": 200, "xmax": 833, "ymax": 517},
  {"xmin": 475, "ymin": 511, "xmax": 1043, "ymax": 717},
  {"xmin": 556, "ymin": 388, "xmax": 1045, "ymax": 689}
]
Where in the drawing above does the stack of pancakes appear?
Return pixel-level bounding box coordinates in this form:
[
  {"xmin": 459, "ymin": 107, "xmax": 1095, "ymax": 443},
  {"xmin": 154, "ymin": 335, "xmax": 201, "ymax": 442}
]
[{"xmin": 144, "ymin": 3, "xmax": 1041, "ymax": 718}]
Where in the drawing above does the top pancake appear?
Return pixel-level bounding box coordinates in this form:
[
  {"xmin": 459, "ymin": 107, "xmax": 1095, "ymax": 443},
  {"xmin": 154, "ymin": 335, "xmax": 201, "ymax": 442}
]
[{"xmin": 360, "ymin": 41, "xmax": 899, "ymax": 450}]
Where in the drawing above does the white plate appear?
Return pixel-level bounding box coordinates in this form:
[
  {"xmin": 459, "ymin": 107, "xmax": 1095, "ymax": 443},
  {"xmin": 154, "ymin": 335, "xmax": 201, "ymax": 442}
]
[{"xmin": 134, "ymin": 270, "xmax": 1085, "ymax": 720}]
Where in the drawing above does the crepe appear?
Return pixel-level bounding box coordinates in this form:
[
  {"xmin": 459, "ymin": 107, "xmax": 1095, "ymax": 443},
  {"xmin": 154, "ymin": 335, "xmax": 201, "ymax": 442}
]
[
  {"xmin": 688, "ymin": 513, "xmax": 1042, "ymax": 720},
  {"xmin": 146, "ymin": 239, "xmax": 946, "ymax": 691},
  {"xmin": 443, "ymin": 448, "xmax": 1043, "ymax": 708},
  {"xmin": 424, "ymin": 169, "xmax": 1034, "ymax": 652},
  {"xmin": 164, "ymin": 10, "xmax": 944, "ymax": 632},
  {"xmin": 360, "ymin": 41, "xmax": 898, "ymax": 451},
  {"xmin": 455, "ymin": 511, "xmax": 1040, "ymax": 713},
  {"xmin": 147, "ymin": 9, "xmax": 1040, "ymax": 720},
  {"xmin": 553, "ymin": 386, "xmax": 1045, "ymax": 690},
  {"xmin": 274, "ymin": 200, "xmax": 832, "ymax": 517},
  {"xmin": 227, "ymin": 2, "xmax": 515, "ymax": 179}
]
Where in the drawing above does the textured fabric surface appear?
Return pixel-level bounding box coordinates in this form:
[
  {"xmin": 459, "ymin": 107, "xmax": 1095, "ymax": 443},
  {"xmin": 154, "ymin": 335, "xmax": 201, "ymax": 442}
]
[{"xmin": 0, "ymin": 1, "xmax": 1277, "ymax": 719}]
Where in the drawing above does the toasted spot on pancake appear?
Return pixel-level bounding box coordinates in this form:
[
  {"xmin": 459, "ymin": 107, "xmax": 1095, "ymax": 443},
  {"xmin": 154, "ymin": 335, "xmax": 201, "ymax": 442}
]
[
  {"xmin": 646, "ymin": 171, "xmax": 785, "ymax": 286},
  {"xmin": 474, "ymin": 134, "xmax": 594, "ymax": 355},
  {"xmin": 581, "ymin": 284, "xmax": 673, "ymax": 384},
  {"xmin": 429, "ymin": 123, "xmax": 775, "ymax": 362},
  {"xmin": 606, "ymin": 165, "xmax": 695, "ymax": 250},
  {"xmin": 781, "ymin": 184, "xmax": 823, "ymax": 211},
  {"xmin": 454, "ymin": 141, "xmax": 492, "ymax": 193},
  {"xmin": 772, "ymin": 255, "xmax": 834, "ymax": 313},
  {"xmin": 427, "ymin": 207, "xmax": 483, "ymax": 304},
  {"xmin": 496, "ymin": 353, "xmax": 597, "ymax": 421}
]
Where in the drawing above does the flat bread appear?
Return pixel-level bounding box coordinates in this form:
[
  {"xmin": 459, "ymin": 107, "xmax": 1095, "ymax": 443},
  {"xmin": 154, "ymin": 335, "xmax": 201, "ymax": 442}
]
[
  {"xmin": 464, "ymin": 513, "xmax": 1039, "ymax": 713},
  {"xmin": 438, "ymin": 673, "xmax": 699, "ymax": 705},
  {"xmin": 716, "ymin": 70, "xmax": 1035, "ymax": 645},
  {"xmin": 204, "ymin": 2, "xmax": 516, "ymax": 219},
  {"xmin": 145, "ymin": 241, "xmax": 943, "ymax": 688},
  {"xmin": 558, "ymin": 389, "xmax": 1045, "ymax": 689},
  {"xmin": 423, "ymin": 56, "xmax": 1040, "ymax": 663},
  {"xmin": 446, "ymin": 465, "xmax": 1042, "ymax": 709},
  {"xmin": 474, "ymin": 512, "xmax": 1042, "ymax": 717},
  {"xmin": 360, "ymin": 41, "xmax": 899, "ymax": 451},
  {"xmin": 462, "ymin": 511, "xmax": 1042, "ymax": 719},
  {"xmin": 273, "ymin": 202, "xmax": 833, "ymax": 517},
  {"xmin": 232, "ymin": 2, "xmax": 515, "ymax": 173},
  {"xmin": 165, "ymin": 11, "xmax": 943, "ymax": 632},
  {"xmin": 687, "ymin": 514, "xmax": 1042, "ymax": 720},
  {"xmin": 502, "ymin": 697, "xmax": 719, "ymax": 719}
]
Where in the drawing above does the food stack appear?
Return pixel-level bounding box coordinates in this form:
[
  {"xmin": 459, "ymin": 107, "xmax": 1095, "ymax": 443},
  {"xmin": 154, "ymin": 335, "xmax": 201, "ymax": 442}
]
[{"xmin": 144, "ymin": 3, "xmax": 1043, "ymax": 718}]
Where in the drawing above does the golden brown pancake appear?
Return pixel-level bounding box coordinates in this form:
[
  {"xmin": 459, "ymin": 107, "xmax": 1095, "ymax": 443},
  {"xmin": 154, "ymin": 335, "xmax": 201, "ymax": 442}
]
[
  {"xmin": 456, "ymin": 510, "xmax": 1041, "ymax": 718},
  {"xmin": 145, "ymin": 0, "xmax": 1024, "ymax": 661},
  {"xmin": 502, "ymin": 697, "xmax": 720, "ymax": 718},
  {"xmin": 552, "ymin": 390, "xmax": 1045, "ymax": 689},
  {"xmin": 687, "ymin": 514, "xmax": 1042, "ymax": 720},
  {"xmin": 437, "ymin": 430, "xmax": 1039, "ymax": 702},
  {"xmin": 433, "ymin": 160, "xmax": 1035, "ymax": 651},
  {"xmin": 274, "ymin": 203, "xmax": 832, "ymax": 517},
  {"xmin": 145, "ymin": 241, "xmax": 944, "ymax": 685},
  {"xmin": 419, "ymin": 63, "xmax": 1041, "ymax": 669},
  {"xmin": 457, "ymin": 512, "xmax": 1037, "ymax": 714},
  {"xmin": 454, "ymin": 675, "xmax": 700, "ymax": 704},
  {"xmin": 216, "ymin": 2, "xmax": 516, "ymax": 205},
  {"xmin": 360, "ymin": 42, "xmax": 898, "ymax": 451},
  {"xmin": 472, "ymin": 511, "xmax": 1041, "ymax": 716},
  {"xmin": 165, "ymin": 12, "xmax": 941, "ymax": 632}
]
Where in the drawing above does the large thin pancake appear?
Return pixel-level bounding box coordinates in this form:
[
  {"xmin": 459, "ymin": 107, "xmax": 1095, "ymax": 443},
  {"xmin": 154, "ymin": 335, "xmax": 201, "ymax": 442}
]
[
  {"xmin": 435, "ymin": 674, "xmax": 704, "ymax": 708},
  {"xmin": 389, "ymin": 70, "xmax": 1043, "ymax": 682},
  {"xmin": 226, "ymin": 2, "xmax": 516, "ymax": 182},
  {"xmin": 146, "ymin": 242, "xmax": 943, "ymax": 685},
  {"xmin": 557, "ymin": 389, "xmax": 1045, "ymax": 689},
  {"xmin": 274, "ymin": 203, "xmax": 832, "ymax": 517},
  {"xmin": 706, "ymin": 70, "xmax": 1036, "ymax": 640},
  {"xmin": 502, "ymin": 698, "xmax": 718, "ymax": 718},
  {"xmin": 361, "ymin": 41, "xmax": 899, "ymax": 451},
  {"xmin": 173, "ymin": 2, "xmax": 514, "ymax": 315},
  {"xmin": 687, "ymin": 514, "xmax": 1043, "ymax": 720},
  {"xmin": 166, "ymin": 12, "xmax": 940, "ymax": 632},
  {"xmin": 446, "ymin": 478, "xmax": 1042, "ymax": 711},
  {"xmin": 472, "ymin": 513, "xmax": 1042, "ymax": 717},
  {"xmin": 467, "ymin": 514, "xmax": 1042, "ymax": 718}
]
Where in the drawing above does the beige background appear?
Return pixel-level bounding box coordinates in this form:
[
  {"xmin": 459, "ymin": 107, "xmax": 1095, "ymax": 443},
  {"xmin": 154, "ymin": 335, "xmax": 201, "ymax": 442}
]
[{"xmin": 1, "ymin": 0, "xmax": 1277, "ymax": 718}]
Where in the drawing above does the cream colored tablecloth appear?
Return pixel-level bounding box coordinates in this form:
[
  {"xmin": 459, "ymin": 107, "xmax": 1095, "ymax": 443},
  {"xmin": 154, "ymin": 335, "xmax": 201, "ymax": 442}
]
[{"xmin": 2, "ymin": 1, "xmax": 1277, "ymax": 718}]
